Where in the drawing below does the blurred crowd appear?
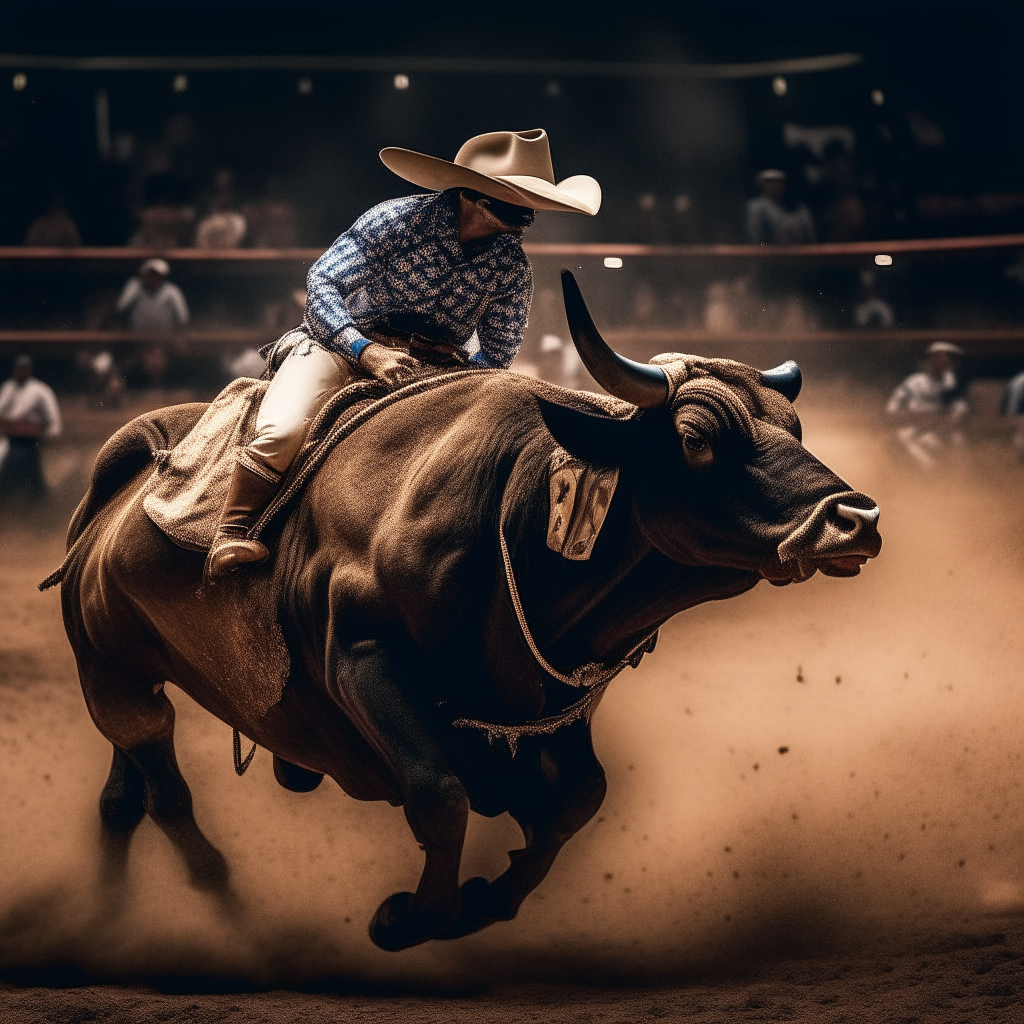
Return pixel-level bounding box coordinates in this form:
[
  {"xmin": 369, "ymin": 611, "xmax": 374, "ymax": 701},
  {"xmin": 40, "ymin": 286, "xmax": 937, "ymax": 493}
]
[
  {"xmin": 9, "ymin": 335, "xmax": 1024, "ymax": 510},
  {"xmin": 24, "ymin": 167, "xmax": 300, "ymax": 252},
  {"xmin": 7, "ymin": 103, "xmax": 1024, "ymax": 505}
]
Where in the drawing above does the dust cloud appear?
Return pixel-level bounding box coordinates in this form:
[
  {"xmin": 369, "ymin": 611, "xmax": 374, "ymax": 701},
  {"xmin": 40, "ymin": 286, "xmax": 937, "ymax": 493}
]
[{"xmin": 1, "ymin": 380, "xmax": 1023, "ymax": 991}]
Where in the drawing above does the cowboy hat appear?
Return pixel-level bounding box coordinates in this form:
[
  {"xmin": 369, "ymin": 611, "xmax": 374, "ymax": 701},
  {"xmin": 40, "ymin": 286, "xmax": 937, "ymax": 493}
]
[
  {"xmin": 927, "ymin": 341, "xmax": 965, "ymax": 357},
  {"xmin": 379, "ymin": 129, "xmax": 601, "ymax": 216}
]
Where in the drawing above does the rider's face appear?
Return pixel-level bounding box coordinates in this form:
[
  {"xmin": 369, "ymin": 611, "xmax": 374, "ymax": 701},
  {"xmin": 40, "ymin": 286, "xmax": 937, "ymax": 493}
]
[{"xmin": 470, "ymin": 193, "xmax": 535, "ymax": 233}]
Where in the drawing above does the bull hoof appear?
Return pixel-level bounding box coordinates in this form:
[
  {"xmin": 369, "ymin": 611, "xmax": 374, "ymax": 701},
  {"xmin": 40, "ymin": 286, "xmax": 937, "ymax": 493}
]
[
  {"xmin": 273, "ymin": 755, "xmax": 324, "ymax": 793},
  {"xmin": 434, "ymin": 876, "xmax": 511, "ymax": 940},
  {"xmin": 368, "ymin": 891, "xmax": 454, "ymax": 952}
]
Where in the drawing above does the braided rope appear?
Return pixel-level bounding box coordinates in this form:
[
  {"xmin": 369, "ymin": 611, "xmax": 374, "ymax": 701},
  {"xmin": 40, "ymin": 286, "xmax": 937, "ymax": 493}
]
[{"xmin": 453, "ymin": 485, "xmax": 658, "ymax": 754}]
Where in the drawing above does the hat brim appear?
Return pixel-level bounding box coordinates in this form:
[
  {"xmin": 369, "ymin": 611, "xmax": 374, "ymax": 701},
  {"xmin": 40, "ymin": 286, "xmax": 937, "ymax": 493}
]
[
  {"xmin": 379, "ymin": 148, "xmax": 601, "ymax": 216},
  {"xmin": 927, "ymin": 342, "xmax": 965, "ymax": 356}
]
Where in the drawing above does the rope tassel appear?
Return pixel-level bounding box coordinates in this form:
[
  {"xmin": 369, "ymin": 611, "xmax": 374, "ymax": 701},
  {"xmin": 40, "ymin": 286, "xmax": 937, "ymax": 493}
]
[{"xmin": 233, "ymin": 728, "xmax": 257, "ymax": 776}]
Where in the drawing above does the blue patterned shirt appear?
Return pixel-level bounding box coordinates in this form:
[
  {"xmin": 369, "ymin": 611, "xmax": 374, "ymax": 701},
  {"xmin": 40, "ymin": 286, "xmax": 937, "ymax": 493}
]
[{"xmin": 303, "ymin": 190, "xmax": 533, "ymax": 368}]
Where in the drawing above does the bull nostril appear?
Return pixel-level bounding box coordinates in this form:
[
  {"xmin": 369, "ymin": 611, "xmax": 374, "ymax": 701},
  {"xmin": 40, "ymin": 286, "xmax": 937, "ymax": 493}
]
[
  {"xmin": 777, "ymin": 493, "xmax": 882, "ymax": 566},
  {"xmin": 835, "ymin": 504, "xmax": 880, "ymax": 533}
]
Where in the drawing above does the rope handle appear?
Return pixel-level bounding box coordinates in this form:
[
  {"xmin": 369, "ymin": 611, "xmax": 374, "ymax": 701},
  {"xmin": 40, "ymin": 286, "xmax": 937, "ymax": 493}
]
[{"xmin": 497, "ymin": 488, "xmax": 657, "ymax": 689}]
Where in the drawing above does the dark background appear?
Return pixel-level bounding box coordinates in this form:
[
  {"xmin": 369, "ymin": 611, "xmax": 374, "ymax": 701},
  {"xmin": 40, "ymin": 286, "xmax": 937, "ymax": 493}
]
[{"xmin": 2, "ymin": 1, "xmax": 1022, "ymax": 245}]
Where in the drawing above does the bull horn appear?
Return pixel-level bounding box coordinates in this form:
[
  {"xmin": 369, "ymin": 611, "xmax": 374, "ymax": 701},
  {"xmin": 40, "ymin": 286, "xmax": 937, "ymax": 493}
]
[
  {"xmin": 561, "ymin": 269, "xmax": 669, "ymax": 409},
  {"xmin": 762, "ymin": 360, "xmax": 802, "ymax": 402}
]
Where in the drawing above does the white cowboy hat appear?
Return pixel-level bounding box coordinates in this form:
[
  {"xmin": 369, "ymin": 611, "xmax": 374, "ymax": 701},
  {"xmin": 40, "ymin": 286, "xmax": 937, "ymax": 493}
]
[
  {"xmin": 380, "ymin": 129, "xmax": 601, "ymax": 216},
  {"xmin": 140, "ymin": 258, "xmax": 170, "ymax": 276}
]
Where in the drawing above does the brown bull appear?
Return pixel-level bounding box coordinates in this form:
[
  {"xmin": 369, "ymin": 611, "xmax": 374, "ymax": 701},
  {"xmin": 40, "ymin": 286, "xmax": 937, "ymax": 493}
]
[{"xmin": 49, "ymin": 272, "xmax": 880, "ymax": 951}]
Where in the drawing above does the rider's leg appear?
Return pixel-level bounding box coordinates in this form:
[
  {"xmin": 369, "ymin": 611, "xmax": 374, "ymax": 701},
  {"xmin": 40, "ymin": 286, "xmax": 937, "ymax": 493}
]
[{"xmin": 208, "ymin": 343, "xmax": 352, "ymax": 576}]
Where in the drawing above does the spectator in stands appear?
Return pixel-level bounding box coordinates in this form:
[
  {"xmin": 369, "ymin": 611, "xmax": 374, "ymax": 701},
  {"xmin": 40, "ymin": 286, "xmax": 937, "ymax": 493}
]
[
  {"xmin": 539, "ymin": 332, "xmax": 584, "ymax": 389},
  {"xmin": 223, "ymin": 347, "xmax": 268, "ymax": 381},
  {"xmin": 23, "ymin": 194, "xmax": 82, "ymax": 247},
  {"xmin": 0, "ymin": 355, "xmax": 62, "ymax": 502},
  {"xmin": 818, "ymin": 140, "xmax": 867, "ymax": 242},
  {"xmin": 128, "ymin": 173, "xmax": 196, "ymax": 248},
  {"xmin": 262, "ymin": 287, "xmax": 307, "ymax": 333},
  {"xmin": 244, "ymin": 177, "xmax": 300, "ymax": 248},
  {"xmin": 195, "ymin": 169, "xmax": 247, "ymax": 248},
  {"xmin": 887, "ymin": 341, "xmax": 968, "ymax": 469},
  {"xmin": 746, "ymin": 169, "xmax": 817, "ymax": 245},
  {"xmin": 854, "ymin": 270, "xmax": 895, "ymax": 328},
  {"xmin": 76, "ymin": 350, "xmax": 126, "ymax": 408},
  {"xmin": 1001, "ymin": 368, "xmax": 1024, "ymax": 459},
  {"xmin": 115, "ymin": 259, "xmax": 190, "ymax": 330}
]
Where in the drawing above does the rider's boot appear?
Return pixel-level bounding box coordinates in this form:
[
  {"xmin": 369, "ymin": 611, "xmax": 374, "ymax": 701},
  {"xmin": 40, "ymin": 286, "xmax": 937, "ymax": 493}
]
[{"xmin": 206, "ymin": 458, "xmax": 282, "ymax": 579}]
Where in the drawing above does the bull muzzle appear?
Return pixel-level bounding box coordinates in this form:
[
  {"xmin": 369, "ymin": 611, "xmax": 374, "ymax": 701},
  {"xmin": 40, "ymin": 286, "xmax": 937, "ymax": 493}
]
[{"xmin": 776, "ymin": 491, "xmax": 881, "ymax": 580}]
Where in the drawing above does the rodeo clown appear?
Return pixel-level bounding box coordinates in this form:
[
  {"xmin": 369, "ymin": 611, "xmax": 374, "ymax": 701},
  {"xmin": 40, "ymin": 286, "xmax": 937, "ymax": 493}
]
[{"xmin": 208, "ymin": 129, "xmax": 601, "ymax": 577}]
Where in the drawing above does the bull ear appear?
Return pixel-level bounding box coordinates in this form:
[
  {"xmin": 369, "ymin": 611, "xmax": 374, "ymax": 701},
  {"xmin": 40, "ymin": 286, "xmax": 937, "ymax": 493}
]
[{"xmin": 537, "ymin": 396, "xmax": 651, "ymax": 466}]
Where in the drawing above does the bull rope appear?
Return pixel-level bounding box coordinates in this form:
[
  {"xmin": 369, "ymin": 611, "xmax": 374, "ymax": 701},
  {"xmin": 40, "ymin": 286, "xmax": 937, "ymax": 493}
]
[{"xmin": 453, "ymin": 488, "xmax": 658, "ymax": 756}]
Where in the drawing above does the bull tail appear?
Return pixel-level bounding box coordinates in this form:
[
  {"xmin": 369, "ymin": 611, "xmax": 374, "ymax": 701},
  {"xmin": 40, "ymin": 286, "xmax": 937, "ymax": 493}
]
[{"xmin": 38, "ymin": 402, "xmax": 209, "ymax": 591}]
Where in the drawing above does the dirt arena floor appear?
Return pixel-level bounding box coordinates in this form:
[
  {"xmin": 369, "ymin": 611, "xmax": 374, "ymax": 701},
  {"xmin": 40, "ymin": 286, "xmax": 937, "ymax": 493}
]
[{"xmin": 2, "ymin": 381, "xmax": 1024, "ymax": 1022}]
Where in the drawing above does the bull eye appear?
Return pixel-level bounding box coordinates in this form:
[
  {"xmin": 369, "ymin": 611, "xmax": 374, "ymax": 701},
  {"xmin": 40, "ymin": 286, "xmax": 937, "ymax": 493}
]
[{"xmin": 681, "ymin": 431, "xmax": 714, "ymax": 469}]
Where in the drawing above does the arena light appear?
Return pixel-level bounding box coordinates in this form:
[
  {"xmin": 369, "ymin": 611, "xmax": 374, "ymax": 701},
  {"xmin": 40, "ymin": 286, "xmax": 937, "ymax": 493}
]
[
  {"xmin": 297, "ymin": 76, "xmax": 313, "ymax": 94},
  {"xmin": 874, "ymin": 254, "xmax": 893, "ymax": 266},
  {"xmin": 546, "ymin": 80, "xmax": 561, "ymax": 96},
  {"xmin": 12, "ymin": 72, "xmax": 26, "ymax": 91},
  {"xmin": 393, "ymin": 73, "xmax": 409, "ymax": 90},
  {"xmin": 871, "ymin": 88, "xmax": 885, "ymax": 106},
  {"xmin": 772, "ymin": 75, "xmax": 787, "ymax": 96},
  {"xmin": 172, "ymin": 74, "xmax": 188, "ymax": 93},
  {"xmin": 604, "ymin": 257, "xmax": 623, "ymax": 269}
]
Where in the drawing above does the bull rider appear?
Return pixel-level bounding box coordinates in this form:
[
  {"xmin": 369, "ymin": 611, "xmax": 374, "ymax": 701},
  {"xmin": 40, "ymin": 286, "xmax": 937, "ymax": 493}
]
[{"xmin": 208, "ymin": 129, "xmax": 601, "ymax": 577}]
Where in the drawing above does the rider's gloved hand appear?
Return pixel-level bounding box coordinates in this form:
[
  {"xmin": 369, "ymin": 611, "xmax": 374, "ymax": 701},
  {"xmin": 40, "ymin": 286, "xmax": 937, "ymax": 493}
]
[{"xmin": 357, "ymin": 342, "xmax": 421, "ymax": 385}]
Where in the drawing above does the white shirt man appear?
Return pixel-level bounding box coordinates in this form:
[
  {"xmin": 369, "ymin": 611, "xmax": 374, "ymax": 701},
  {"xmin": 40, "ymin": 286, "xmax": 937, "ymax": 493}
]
[
  {"xmin": 116, "ymin": 258, "xmax": 190, "ymax": 330},
  {"xmin": 0, "ymin": 355, "xmax": 62, "ymax": 495},
  {"xmin": 886, "ymin": 368, "xmax": 961, "ymax": 415},
  {"xmin": 0, "ymin": 360, "xmax": 62, "ymax": 440},
  {"xmin": 745, "ymin": 170, "xmax": 817, "ymax": 245},
  {"xmin": 887, "ymin": 342, "xmax": 967, "ymax": 469}
]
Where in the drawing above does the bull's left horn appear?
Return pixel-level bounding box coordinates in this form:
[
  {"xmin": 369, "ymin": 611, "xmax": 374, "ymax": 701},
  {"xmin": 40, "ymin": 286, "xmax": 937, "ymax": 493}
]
[
  {"xmin": 762, "ymin": 360, "xmax": 802, "ymax": 402},
  {"xmin": 561, "ymin": 269, "xmax": 669, "ymax": 409}
]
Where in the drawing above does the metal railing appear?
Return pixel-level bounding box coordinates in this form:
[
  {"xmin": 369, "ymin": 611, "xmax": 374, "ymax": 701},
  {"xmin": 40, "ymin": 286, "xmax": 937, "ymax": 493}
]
[{"xmin": 2, "ymin": 234, "xmax": 1023, "ymax": 356}]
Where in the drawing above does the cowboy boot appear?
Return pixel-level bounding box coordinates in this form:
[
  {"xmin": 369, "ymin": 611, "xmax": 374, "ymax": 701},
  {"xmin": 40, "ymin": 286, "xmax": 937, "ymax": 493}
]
[{"xmin": 206, "ymin": 459, "xmax": 282, "ymax": 578}]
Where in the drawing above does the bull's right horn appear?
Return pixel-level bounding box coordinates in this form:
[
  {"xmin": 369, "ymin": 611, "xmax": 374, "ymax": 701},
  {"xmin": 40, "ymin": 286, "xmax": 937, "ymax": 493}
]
[
  {"xmin": 561, "ymin": 269, "xmax": 669, "ymax": 409},
  {"xmin": 762, "ymin": 360, "xmax": 803, "ymax": 402}
]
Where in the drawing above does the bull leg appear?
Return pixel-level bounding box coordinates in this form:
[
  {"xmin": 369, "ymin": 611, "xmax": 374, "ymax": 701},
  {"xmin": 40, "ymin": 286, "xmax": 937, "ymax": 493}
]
[
  {"xmin": 98, "ymin": 745, "xmax": 147, "ymax": 889},
  {"xmin": 127, "ymin": 737, "xmax": 232, "ymax": 897},
  {"xmin": 79, "ymin": 658, "xmax": 232, "ymax": 903},
  {"xmin": 438, "ymin": 724, "xmax": 607, "ymax": 940},
  {"xmin": 327, "ymin": 640, "xmax": 469, "ymax": 951}
]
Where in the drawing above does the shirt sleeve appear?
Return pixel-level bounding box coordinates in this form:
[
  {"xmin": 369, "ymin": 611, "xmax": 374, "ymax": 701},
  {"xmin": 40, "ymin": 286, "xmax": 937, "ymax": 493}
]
[
  {"xmin": 115, "ymin": 277, "xmax": 141, "ymax": 313},
  {"xmin": 471, "ymin": 257, "xmax": 534, "ymax": 369},
  {"xmin": 798, "ymin": 206, "xmax": 817, "ymax": 243},
  {"xmin": 167, "ymin": 284, "xmax": 190, "ymax": 327},
  {"xmin": 746, "ymin": 199, "xmax": 767, "ymax": 244},
  {"xmin": 0, "ymin": 381, "xmax": 14, "ymax": 417},
  {"xmin": 304, "ymin": 202, "xmax": 420, "ymax": 364},
  {"xmin": 37, "ymin": 384, "xmax": 62, "ymax": 438},
  {"xmin": 886, "ymin": 379, "xmax": 910, "ymax": 414}
]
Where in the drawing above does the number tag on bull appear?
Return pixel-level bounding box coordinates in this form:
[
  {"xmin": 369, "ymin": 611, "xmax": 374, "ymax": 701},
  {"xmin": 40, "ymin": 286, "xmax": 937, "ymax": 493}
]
[{"xmin": 546, "ymin": 453, "xmax": 620, "ymax": 561}]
